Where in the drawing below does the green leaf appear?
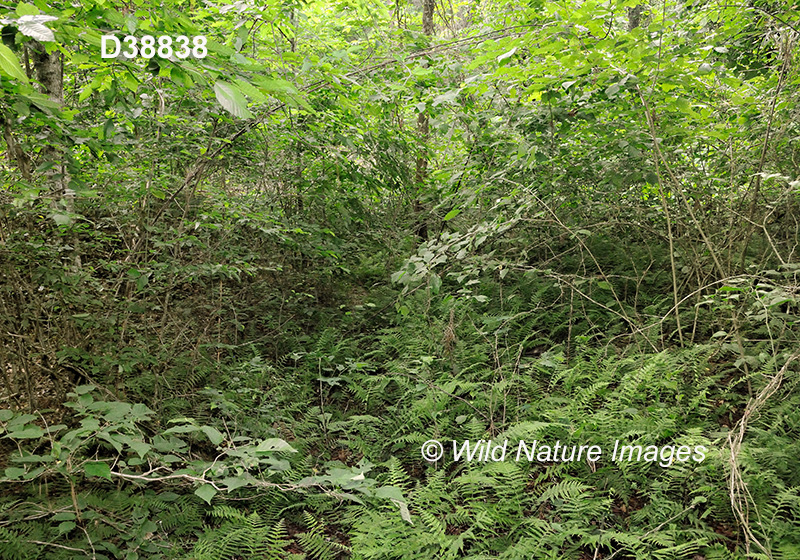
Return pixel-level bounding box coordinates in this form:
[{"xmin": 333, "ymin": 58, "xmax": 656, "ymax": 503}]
[
  {"xmin": 102, "ymin": 402, "xmax": 132, "ymax": 423},
  {"xmin": 51, "ymin": 213, "xmax": 73, "ymax": 226},
  {"xmin": 84, "ymin": 461, "xmax": 111, "ymax": 480},
  {"xmin": 256, "ymin": 438, "xmax": 297, "ymax": 453},
  {"xmin": 0, "ymin": 410, "xmax": 13, "ymax": 422},
  {"xmin": 1, "ymin": 88, "xmax": 25, "ymax": 112},
  {"xmin": 432, "ymin": 89, "xmax": 460, "ymax": 106},
  {"xmin": 443, "ymin": 208, "xmax": 460, "ymax": 221},
  {"xmin": 8, "ymin": 426, "xmax": 44, "ymax": 439},
  {"xmin": 7, "ymin": 414, "xmax": 35, "ymax": 428},
  {"xmin": 597, "ymin": 281, "xmax": 612, "ymax": 290},
  {"xmin": 214, "ymin": 81, "xmax": 254, "ymax": 119},
  {"xmin": 375, "ymin": 485, "xmax": 406, "ymax": 502},
  {"xmin": 200, "ymin": 426, "xmax": 224, "ymax": 446},
  {"xmin": 223, "ymin": 476, "xmax": 249, "ymax": 492},
  {"xmin": 73, "ymin": 385, "xmax": 95, "ymax": 395},
  {"xmin": 605, "ymin": 83, "xmax": 620, "ymax": 98},
  {"xmin": 135, "ymin": 273, "xmax": 149, "ymax": 291},
  {"xmin": 128, "ymin": 441, "xmax": 152, "ymax": 459},
  {"xmin": 16, "ymin": 3, "xmax": 40, "ymax": 16},
  {"xmin": 233, "ymin": 78, "xmax": 268, "ymax": 103},
  {"xmin": 430, "ymin": 273, "xmax": 441, "ymax": 295},
  {"xmin": 131, "ymin": 403, "xmax": 153, "ymax": 419},
  {"xmin": 195, "ymin": 484, "xmax": 217, "ymax": 504},
  {"xmin": 163, "ymin": 424, "xmax": 198, "ymax": 435},
  {"xmin": 125, "ymin": 14, "xmax": 137, "ymax": 34},
  {"xmin": 675, "ymin": 97, "xmax": 691, "ymax": 113},
  {"xmin": 0, "ymin": 44, "xmax": 29, "ymax": 83},
  {"xmin": 102, "ymin": 119, "xmax": 115, "ymax": 140},
  {"xmin": 264, "ymin": 458, "xmax": 290, "ymax": 471},
  {"xmin": 4, "ymin": 467, "xmax": 25, "ymax": 479},
  {"xmin": 57, "ymin": 521, "xmax": 76, "ymax": 534},
  {"xmin": 252, "ymin": 76, "xmax": 299, "ymax": 94}
]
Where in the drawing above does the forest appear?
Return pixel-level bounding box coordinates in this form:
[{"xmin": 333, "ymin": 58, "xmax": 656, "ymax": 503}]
[{"xmin": 1, "ymin": 0, "xmax": 799, "ymax": 558}]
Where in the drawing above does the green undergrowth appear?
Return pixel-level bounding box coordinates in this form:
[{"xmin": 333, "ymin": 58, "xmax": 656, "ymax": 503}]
[
  {"xmin": 3, "ymin": 321, "xmax": 799, "ymax": 559},
  {"xmin": 3, "ymin": 186, "xmax": 800, "ymax": 559}
]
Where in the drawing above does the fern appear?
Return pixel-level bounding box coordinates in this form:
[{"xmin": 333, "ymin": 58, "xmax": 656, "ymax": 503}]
[
  {"xmin": 191, "ymin": 510, "xmax": 292, "ymax": 560},
  {"xmin": 297, "ymin": 512, "xmax": 351, "ymax": 560},
  {"xmin": 0, "ymin": 526, "xmax": 30, "ymax": 560}
]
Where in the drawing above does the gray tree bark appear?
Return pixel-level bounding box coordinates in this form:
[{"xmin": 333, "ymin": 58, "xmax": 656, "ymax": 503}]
[
  {"xmin": 29, "ymin": 41, "xmax": 71, "ymax": 208},
  {"xmin": 628, "ymin": 5, "xmax": 643, "ymax": 31}
]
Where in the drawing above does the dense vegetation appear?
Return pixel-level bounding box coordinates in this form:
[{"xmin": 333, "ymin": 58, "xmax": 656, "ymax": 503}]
[{"xmin": 1, "ymin": 0, "xmax": 799, "ymax": 558}]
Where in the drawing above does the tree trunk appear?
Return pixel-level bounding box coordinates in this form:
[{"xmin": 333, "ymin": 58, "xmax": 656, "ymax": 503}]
[
  {"xmin": 627, "ymin": 5, "xmax": 643, "ymax": 31},
  {"xmin": 29, "ymin": 41, "xmax": 71, "ymax": 207},
  {"xmin": 2, "ymin": 111, "xmax": 32, "ymax": 181}
]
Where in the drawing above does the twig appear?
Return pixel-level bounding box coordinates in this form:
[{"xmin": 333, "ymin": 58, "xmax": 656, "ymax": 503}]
[
  {"xmin": 726, "ymin": 352, "xmax": 800, "ymax": 558},
  {"xmin": 0, "ymin": 540, "xmax": 91, "ymax": 555}
]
